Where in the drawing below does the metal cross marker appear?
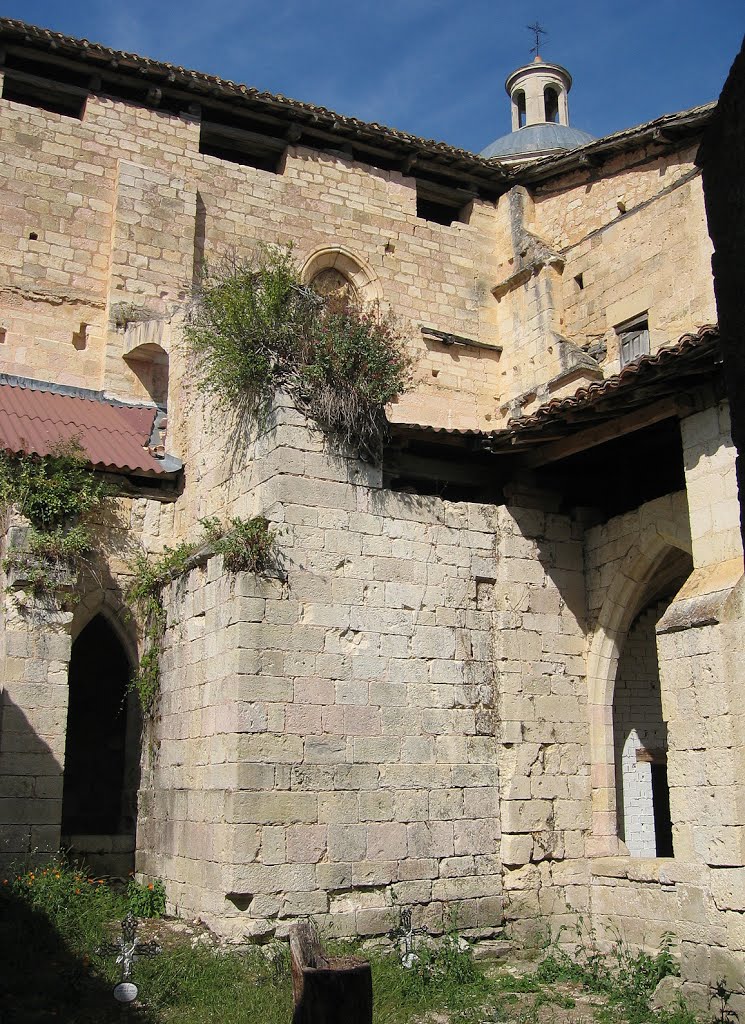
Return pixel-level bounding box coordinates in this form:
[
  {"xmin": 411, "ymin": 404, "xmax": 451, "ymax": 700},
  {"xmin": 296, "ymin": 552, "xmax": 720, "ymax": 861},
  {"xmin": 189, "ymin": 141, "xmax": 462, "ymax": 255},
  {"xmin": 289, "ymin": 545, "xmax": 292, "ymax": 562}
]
[
  {"xmin": 99, "ymin": 912, "xmax": 161, "ymax": 1005},
  {"xmin": 527, "ymin": 21, "xmax": 547, "ymax": 57},
  {"xmin": 394, "ymin": 906, "xmax": 427, "ymax": 969}
]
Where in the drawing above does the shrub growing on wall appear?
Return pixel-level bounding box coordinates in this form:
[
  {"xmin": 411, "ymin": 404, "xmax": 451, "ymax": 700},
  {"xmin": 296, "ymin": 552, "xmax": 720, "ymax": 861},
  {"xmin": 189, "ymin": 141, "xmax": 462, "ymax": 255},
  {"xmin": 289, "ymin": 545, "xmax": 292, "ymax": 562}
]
[
  {"xmin": 185, "ymin": 245, "xmax": 411, "ymax": 459},
  {"xmin": 0, "ymin": 439, "xmax": 110, "ymax": 597}
]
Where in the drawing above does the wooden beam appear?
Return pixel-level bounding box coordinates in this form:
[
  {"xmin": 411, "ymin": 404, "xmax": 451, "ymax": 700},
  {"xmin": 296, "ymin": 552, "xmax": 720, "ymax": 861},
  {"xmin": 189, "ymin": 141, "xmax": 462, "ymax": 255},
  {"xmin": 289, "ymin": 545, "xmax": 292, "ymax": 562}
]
[
  {"xmin": 523, "ymin": 395, "xmax": 693, "ymax": 468},
  {"xmin": 385, "ymin": 451, "xmax": 485, "ymax": 485},
  {"xmin": 200, "ymin": 120, "xmax": 287, "ymax": 154}
]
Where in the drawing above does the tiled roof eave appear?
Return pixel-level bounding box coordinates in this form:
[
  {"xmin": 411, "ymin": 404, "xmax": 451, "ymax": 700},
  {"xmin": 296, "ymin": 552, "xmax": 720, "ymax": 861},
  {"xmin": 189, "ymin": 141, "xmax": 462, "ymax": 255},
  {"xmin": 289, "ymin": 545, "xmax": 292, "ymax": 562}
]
[
  {"xmin": 0, "ymin": 379, "xmax": 182, "ymax": 478},
  {"xmin": 506, "ymin": 103, "xmax": 715, "ymax": 185},
  {"xmin": 0, "ymin": 17, "xmax": 509, "ymax": 187},
  {"xmin": 507, "ymin": 325, "xmax": 721, "ymax": 439},
  {"xmin": 0, "ymin": 18, "xmax": 715, "ymax": 191}
]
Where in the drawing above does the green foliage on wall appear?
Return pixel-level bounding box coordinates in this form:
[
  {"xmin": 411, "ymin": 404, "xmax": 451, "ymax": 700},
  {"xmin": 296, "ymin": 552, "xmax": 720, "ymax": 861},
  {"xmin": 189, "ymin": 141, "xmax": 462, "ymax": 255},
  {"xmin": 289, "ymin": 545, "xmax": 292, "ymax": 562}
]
[
  {"xmin": 185, "ymin": 244, "xmax": 412, "ymax": 459},
  {"xmin": 0, "ymin": 439, "xmax": 110, "ymax": 598},
  {"xmin": 126, "ymin": 516, "xmax": 277, "ymax": 716}
]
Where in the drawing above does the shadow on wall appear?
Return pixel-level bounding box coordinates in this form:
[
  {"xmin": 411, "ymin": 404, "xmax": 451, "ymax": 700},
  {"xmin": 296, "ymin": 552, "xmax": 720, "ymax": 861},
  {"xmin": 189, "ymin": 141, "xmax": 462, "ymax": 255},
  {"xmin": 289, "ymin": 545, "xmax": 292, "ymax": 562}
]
[
  {"xmin": 0, "ymin": 694, "xmax": 64, "ymax": 867},
  {"xmin": 505, "ymin": 501, "xmax": 587, "ymax": 625}
]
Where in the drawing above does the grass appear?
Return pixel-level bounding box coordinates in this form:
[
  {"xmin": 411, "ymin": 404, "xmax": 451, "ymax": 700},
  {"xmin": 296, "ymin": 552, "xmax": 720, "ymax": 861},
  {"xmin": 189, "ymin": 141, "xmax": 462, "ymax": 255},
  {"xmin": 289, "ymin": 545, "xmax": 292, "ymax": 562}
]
[{"xmin": 0, "ymin": 858, "xmax": 706, "ymax": 1024}]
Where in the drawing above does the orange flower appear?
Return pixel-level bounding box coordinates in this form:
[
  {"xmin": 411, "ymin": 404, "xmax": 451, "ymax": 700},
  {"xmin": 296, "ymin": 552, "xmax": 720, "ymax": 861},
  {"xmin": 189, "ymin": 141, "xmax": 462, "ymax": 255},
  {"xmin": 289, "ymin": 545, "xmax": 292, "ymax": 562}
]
[
  {"xmin": 75, "ymin": 888, "xmax": 81, "ymax": 894},
  {"xmin": 98, "ymin": 880, "xmax": 104, "ymax": 885},
  {"xmin": 2, "ymin": 879, "xmax": 7, "ymax": 885},
  {"xmin": 148, "ymin": 883, "xmax": 154, "ymax": 891},
  {"xmin": 88, "ymin": 879, "xmax": 95, "ymax": 885}
]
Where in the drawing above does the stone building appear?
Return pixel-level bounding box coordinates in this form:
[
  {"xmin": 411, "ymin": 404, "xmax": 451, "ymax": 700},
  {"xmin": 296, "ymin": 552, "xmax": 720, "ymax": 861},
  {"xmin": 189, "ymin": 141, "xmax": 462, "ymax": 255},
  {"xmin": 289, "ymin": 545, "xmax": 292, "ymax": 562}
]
[{"xmin": 0, "ymin": 16, "xmax": 742, "ymax": 1012}]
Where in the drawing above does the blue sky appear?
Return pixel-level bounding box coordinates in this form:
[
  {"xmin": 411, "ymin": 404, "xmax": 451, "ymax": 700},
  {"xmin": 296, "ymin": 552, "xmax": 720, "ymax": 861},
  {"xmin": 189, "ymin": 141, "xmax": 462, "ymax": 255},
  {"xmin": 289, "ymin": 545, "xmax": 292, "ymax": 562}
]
[{"xmin": 3, "ymin": 1, "xmax": 744, "ymax": 153}]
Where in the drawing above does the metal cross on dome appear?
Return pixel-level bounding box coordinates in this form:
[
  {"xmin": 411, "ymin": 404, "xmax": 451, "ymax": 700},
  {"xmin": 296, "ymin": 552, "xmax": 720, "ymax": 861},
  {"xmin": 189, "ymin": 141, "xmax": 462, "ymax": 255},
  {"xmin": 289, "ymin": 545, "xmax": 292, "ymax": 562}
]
[
  {"xmin": 527, "ymin": 21, "xmax": 547, "ymax": 57},
  {"xmin": 99, "ymin": 912, "xmax": 161, "ymax": 1005}
]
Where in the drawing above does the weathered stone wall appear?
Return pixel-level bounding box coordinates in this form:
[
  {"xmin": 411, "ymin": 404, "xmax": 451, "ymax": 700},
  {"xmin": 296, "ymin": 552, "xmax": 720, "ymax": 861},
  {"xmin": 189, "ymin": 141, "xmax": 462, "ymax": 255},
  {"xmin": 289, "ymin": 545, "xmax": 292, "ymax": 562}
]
[
  {"xmin": 490, "ymin": 146, "xmax": 716, "ymax": 419},
  {"xmin": 681, "ymin": 402, "xmax": 741, "ymax": 567},
  {"xmin": 0, "ymin": 86, "xmax": 505, "ymax": 432},
  {"xmin": 0, "ymin": 590, "xmax": 72, "ymax": 867},
  {"xmin": 139, "ymin": 399, "xmax": 503, "ymax": 939},
  {"xmin": 492, "ymin": 501, "xmax": 590, "ymax": 942},
  {"xmin": 699, "ymin": 36, "xmax": 745, "ymax": 552},
  {"xmin": 581, "ymin": 404, "xmax": 745, "ymax": 1010},
  {"xmin": 0, "ymin": 82, "xmax": 719, "ymax": 441},
  {"xmin": 1, "ymin": 42, "xmax": 745, "ymax": 1005},
  {"xmin": 554, "ymin": 148, "xmax": 716, "ymax": 376}
]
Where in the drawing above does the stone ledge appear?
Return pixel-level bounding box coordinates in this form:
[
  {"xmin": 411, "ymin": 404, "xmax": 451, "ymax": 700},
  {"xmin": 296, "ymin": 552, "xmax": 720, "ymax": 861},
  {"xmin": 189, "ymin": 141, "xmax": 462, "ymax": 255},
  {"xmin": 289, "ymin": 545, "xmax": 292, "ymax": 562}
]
[{"xmin": 590, "ymin": 856, "xmax": 702, "ymax": 885}]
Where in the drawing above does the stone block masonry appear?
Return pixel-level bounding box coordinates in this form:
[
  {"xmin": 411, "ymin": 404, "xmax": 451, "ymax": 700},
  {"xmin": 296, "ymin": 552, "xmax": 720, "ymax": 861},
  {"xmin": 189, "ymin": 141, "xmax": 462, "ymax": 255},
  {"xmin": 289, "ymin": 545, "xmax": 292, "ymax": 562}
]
[{"xmin": 137, "ymin": 400, "xmax": 504, "ymax": 940}]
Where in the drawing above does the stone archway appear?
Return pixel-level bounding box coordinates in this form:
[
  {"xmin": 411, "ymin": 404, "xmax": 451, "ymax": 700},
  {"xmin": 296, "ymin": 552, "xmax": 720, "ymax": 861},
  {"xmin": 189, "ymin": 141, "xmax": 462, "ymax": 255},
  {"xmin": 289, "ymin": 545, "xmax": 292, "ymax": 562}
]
[
  {"xmin": 300, "ymin": 246, "xmax": 381, "ymax": 305},
  {"xmin": 586, "ymin": 523, "xmax": 692, "ymax": 856}
]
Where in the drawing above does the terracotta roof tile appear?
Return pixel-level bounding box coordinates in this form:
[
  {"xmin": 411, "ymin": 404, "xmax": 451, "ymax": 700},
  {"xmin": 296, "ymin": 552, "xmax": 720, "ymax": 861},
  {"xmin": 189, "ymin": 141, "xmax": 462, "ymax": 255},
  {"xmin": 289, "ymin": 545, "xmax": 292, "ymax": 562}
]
[{"xmin": 0, "ymin": 381, "xmax": 172, "ymax": 476}]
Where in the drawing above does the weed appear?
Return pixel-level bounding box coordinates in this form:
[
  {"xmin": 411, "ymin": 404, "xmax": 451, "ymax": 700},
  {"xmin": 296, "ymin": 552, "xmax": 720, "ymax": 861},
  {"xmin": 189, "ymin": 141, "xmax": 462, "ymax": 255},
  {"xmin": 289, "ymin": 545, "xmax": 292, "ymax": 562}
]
[
  {"xmin": 186, "ymin": 244, "xmax": 411, "ymax": 460},
  {"xmin": 211, "ymin": 515, "xmax": 277, "ymax": 573},
  {"xmin": 2, "ymin": 855, "xmax": 127, "ymax": 954},
  {"xmin": 127, "ymin": 877, "xmax": 167, "ymax": 919},
  {"xmin": 532, "ymin": 923, "xmax": 691, "ymax": 1024},
  {"xmin": 0, "ymin": 439, "xmax": 111, "ymax": 599},
  {"xmin": 711, "ymin": 978, "xmax": 739, "ymax": 1024}
]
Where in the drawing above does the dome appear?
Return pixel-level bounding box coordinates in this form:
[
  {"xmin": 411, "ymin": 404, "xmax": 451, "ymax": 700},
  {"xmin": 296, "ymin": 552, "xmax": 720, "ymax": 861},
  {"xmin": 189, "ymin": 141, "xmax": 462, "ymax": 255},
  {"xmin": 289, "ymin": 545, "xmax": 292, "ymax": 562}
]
[{"xmin": 480, "ymin": 122, "xmax": 595, "ymax": 161}]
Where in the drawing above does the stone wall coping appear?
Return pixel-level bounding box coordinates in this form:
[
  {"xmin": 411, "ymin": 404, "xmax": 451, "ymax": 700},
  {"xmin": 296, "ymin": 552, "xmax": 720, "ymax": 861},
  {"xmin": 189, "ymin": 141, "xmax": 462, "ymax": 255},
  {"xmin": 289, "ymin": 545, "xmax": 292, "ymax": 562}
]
[{"xmin": 590, "ymin": 857, "xmax": 703, "ymax": 886}]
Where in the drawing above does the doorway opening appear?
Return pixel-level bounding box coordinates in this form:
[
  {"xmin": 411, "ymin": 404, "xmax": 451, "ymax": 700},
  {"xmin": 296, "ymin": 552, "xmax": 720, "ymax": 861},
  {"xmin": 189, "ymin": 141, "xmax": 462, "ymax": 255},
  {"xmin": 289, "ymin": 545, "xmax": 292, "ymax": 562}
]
[
  {"xmin": 612, "ymin": 549, "xmax": 691, "ymax": 857},
  {"xmin": 61, "ymin": 615, "xmax": 140, "ymax": 875}
]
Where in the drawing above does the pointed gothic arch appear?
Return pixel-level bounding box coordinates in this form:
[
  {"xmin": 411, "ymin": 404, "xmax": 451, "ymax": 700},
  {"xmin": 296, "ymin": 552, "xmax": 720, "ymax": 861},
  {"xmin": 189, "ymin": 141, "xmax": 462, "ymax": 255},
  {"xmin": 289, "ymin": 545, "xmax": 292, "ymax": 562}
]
[
  {"xmin": 586, "ymin": 521, "xmax": 692, "ymax": 856},
  {"xmin": 62, "ymin": 601, "xmax": 141, "ymax": 875}
]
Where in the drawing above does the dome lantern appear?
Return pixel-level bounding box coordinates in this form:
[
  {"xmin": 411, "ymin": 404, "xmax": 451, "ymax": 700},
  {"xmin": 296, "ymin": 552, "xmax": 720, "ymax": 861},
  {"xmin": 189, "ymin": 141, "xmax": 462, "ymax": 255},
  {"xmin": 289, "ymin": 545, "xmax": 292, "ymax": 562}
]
[
  {"xmin": 506, "ymin": 55, "xmax": 572, "ymax": 131},
  {"xmin": 480, "ymin": 44, "xmax": 595, "ymax": 164}
]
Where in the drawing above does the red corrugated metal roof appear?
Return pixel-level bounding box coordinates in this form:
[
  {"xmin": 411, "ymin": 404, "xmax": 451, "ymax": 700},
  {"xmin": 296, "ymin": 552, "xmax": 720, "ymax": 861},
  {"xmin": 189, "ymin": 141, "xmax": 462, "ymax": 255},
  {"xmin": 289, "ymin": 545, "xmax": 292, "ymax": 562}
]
[{"xmin": 0, "ymin": 382, "xmax": 170, "ymax": 476}]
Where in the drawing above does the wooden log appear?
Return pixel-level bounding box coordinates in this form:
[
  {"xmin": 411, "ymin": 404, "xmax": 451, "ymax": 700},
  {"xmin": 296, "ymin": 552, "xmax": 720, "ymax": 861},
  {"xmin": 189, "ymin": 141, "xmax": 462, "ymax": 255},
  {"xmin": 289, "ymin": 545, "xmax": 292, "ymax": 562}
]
[{"xmin": 289, "ymin": 921, "xmax": 373, "ymax": 1024}]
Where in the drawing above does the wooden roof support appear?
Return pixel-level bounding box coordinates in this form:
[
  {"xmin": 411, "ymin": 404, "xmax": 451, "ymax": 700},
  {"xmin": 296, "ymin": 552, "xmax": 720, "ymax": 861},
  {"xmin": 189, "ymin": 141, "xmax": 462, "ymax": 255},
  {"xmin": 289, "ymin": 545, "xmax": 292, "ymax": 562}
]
[{"xmin": 522, "ymin": 394, "xmax": 695, "ymax": 468}]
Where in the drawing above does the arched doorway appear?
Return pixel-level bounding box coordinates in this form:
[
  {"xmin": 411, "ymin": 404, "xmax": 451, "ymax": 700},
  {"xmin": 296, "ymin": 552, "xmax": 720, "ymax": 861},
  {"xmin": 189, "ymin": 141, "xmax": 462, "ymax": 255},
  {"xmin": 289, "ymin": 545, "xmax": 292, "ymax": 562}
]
[
  {"xmin": 586, "ymin": 516, "xmax": 693, "ymax": 856},
  {"xmin": 61, "ymin": 614, "xmax": 140, "ymax": 875},
  {"xmin": 611, "ymin": 549, "xmax": 691, "ymax": 858}
]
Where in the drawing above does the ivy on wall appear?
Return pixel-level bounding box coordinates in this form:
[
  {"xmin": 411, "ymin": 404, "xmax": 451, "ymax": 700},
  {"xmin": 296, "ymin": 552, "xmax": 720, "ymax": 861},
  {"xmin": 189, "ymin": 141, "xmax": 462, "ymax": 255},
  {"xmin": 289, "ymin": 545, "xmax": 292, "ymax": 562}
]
[
  {"xmin": 0, "ymin": 439, "xmax": 111, "ymax": 599},
  {"xmin": 126, "ymin": 516, "xmax": 278, "ymax": 715}
]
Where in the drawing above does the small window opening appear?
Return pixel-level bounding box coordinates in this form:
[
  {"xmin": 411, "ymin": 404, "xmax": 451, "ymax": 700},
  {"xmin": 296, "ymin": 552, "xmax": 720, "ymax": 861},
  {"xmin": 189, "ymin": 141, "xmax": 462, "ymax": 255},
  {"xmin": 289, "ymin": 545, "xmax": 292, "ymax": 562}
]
[
  {"xmin": 515, "ymin": 90, "xmax": 526, "ymax": 129},
  {"xmin": 28, "ymin": 232, "xmax": 38, "ymax": 241},
  {"xmin": 574, "ymin": 273, "xmax": 584, "ymax": 290},
  {"xmin": 617, "ymin": 314, "xmax": 650, "ymax": 367},
  {"xmin": 72, "ymin": 323, "xmax": 88, "ymax": 351},
  {"xmin": 416, "ymin": 183, "xmax": 467, "ymax": 226},
  {"xmin": 2, "ymin": 74, "xmax": 85, "ymax": 119},
  {"xmin": 651, "ymin": 762, "xmax": 674, "ymax": 857},
  {"xmin": 544, "ymin": 86, "xmax": 560, "ymax": 124},
  {"xmin": 199, "ymin": 122, "xmax": 285, "ymax": 173}
]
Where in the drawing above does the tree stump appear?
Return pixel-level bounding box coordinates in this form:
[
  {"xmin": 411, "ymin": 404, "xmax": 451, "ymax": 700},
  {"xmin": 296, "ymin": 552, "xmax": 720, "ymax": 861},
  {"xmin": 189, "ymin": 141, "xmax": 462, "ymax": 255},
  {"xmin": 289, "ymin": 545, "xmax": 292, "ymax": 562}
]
[{"xmin": 289, "ymin": 921, "xmax": 373, "ymax": 1024}]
